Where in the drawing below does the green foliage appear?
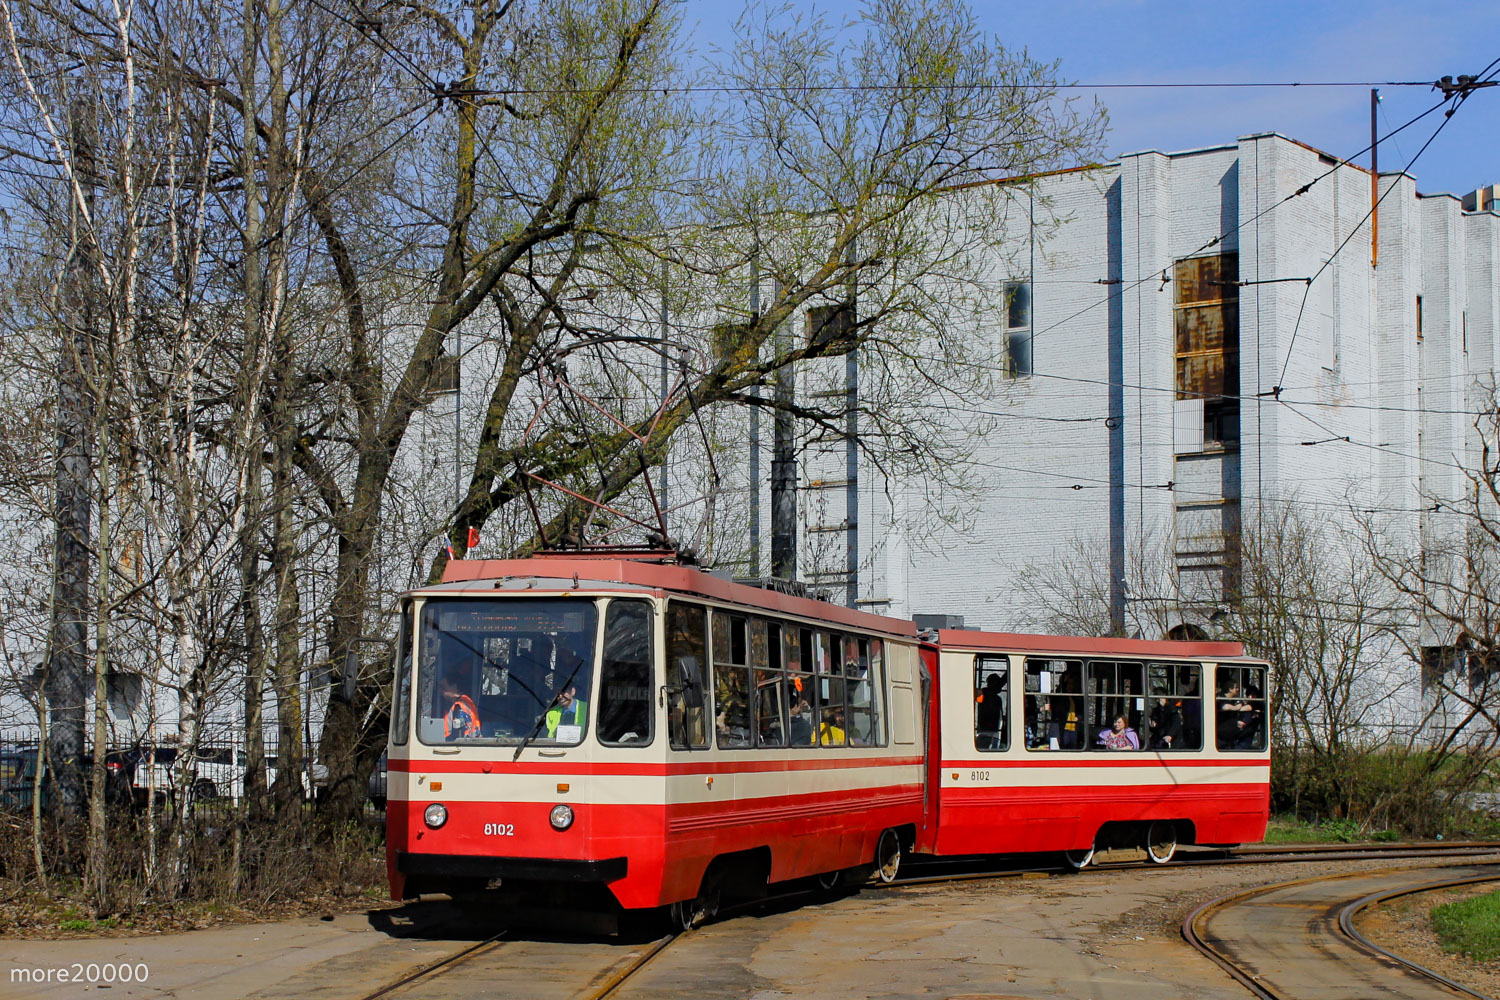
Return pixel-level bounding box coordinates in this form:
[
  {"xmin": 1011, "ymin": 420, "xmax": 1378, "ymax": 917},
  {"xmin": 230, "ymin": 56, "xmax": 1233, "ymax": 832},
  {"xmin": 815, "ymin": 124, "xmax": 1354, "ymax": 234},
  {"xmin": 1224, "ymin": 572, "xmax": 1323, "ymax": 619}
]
[
  {"xmin": 1431, "ymin": 890, "xmax": 1500, "ymax": 962},
  {"xmin": 1319, "ymin": 818, "xmax": 1361, "ymax": 843},
  {"xmin": 1271, "ymin": 747, "xmax": 1492, "ymax": 839}
]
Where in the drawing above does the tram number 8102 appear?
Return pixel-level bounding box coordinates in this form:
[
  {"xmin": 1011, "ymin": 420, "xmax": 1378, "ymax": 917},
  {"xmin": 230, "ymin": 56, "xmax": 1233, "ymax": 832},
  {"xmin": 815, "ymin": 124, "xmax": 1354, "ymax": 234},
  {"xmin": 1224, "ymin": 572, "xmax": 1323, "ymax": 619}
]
[
  {"xmin": 483, "ymin": 823, "xmax": 515, "ymax": 837},
  {"xmin": 970, "ymin": 770, "xmax": 990, "ymax": 781}
]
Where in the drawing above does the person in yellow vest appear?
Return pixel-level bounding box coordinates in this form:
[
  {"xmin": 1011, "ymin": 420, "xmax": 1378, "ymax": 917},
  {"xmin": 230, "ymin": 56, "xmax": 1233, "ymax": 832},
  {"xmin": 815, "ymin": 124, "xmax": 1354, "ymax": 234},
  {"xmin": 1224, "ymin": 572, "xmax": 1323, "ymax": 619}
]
[
  {"xmin": 441, "ymin": 667, "xmax": 481, "ymax": 740},
  {"xmin": 818, "ymin": 705, "xmax": 846, "ymax": 746},
  {"xmin": 545, "ymin": 685, "xmax": 587, "ymax": 739}
]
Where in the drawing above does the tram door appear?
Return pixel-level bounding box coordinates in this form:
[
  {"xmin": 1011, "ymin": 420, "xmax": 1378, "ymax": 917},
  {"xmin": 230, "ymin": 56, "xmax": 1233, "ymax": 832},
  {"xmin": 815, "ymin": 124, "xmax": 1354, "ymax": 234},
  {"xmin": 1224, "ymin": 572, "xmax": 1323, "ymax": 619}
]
[{"xmin": 913, "ymin": 643, "xmax": 940, "ymax": 853}]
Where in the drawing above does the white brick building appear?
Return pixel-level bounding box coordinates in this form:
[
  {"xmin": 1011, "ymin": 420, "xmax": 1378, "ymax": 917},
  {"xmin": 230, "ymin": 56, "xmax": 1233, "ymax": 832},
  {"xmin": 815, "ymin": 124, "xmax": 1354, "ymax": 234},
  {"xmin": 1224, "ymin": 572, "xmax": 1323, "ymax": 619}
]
[{"xmin": 741, "ymin": 133, "xmax": 1500, "ymax": 661}]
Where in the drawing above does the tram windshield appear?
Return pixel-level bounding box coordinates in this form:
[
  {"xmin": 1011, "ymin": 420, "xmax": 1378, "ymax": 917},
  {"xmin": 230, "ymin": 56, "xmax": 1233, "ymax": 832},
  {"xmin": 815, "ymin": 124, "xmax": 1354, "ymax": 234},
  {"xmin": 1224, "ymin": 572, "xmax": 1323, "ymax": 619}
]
[{"xmin": 415, "ymin": 598, "xmax": 598, "ymax": 747}]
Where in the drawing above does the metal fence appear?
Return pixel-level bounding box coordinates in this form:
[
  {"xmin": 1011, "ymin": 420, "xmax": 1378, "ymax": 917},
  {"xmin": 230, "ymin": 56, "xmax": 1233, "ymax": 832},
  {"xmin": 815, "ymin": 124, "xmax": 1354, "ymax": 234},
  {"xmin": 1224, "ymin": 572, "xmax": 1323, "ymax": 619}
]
[{"xmin": 0, "ymin": 731, "xmax": 383, "ymax": 815}]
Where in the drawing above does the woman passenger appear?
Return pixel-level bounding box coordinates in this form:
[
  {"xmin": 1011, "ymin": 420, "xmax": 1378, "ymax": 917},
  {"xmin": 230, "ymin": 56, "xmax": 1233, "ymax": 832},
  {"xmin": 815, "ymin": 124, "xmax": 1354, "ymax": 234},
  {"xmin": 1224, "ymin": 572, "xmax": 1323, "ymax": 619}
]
[{"xmin": 1098, "ymin": 714, "xmax": 1139, "ymax": 751}]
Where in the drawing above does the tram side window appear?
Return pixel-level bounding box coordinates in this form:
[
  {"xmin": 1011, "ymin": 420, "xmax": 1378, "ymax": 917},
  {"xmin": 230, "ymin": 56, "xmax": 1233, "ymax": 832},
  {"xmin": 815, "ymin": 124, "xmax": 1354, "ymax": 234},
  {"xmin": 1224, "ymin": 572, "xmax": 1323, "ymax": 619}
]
[
  {"xmin": 666, "ymin": 602, "xmax": 709, "ymax": 750},
  {"xmin": 1024, "ymin": 658, "xmax": 1083, "ymax": 750},
  {"xmin": 786, "ymin": 629, "xmax": 815, "ymax": 746},
  {"xmin": 597, "ymin": 600, "xmax": 653, "ymax": 746},
  {"xmin": 1087, "ymin": 660, "xmax": 1146, "ymax": 750},
  {"xmin": 817, "ymin": 634, "xmax": 847, "ymax": 747},
  {"xmin": 846, "ymin": 638, "xmax": 880, "ymax": 747},
  {"xmin": 712, "ymin": 612, "xmax": 752, "ymax": 749},
  {"xmin": 1215, "ymin": 665, "xmax": 1267, "ymax": 751},
  {"xmin": 974, "ymin": 655, "xmax": 1009, "ymax": 751},
  {"xmin": 1146, "ymin": 662, "xmax": 1201, "ymax": 751},
  {"xmin": 754, "ymin": 621, "xmax": 787, "ymax": 747},
  {"xmin": 391, "ymin": 603, "xmax": 413, "ymax": 746},
  {"xmin": 866, "ymin": 639, "xmax": 887, "ymax": 746}
]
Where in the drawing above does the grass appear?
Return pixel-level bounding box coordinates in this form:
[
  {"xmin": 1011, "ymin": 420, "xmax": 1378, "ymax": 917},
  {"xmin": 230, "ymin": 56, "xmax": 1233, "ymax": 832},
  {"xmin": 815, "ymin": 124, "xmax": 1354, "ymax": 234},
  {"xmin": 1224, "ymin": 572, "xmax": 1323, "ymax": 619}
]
[
  {"xmin": 1431, "ymin": 890, "xmax": 1500, "ymax": 962},
  {"xmin": 1261, "ymin": 815, "xmax": 1404, "ymax": 844}
]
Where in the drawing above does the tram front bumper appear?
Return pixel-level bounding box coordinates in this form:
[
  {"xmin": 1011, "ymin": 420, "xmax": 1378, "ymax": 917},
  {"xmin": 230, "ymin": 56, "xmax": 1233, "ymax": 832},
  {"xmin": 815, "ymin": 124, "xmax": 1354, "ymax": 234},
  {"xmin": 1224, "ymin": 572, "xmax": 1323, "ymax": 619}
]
[{"xmin": 395, "ymin": 851, "xmax": 628, "ymax": 884}]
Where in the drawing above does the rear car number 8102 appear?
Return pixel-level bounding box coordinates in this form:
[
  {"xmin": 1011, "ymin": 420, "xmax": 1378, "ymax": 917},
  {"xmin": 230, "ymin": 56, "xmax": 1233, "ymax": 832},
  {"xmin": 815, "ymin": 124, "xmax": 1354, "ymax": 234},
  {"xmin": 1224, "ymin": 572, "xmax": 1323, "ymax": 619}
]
[{"xmin": 484, "ymin": 823, "xmax": 514, "ymax": 836}]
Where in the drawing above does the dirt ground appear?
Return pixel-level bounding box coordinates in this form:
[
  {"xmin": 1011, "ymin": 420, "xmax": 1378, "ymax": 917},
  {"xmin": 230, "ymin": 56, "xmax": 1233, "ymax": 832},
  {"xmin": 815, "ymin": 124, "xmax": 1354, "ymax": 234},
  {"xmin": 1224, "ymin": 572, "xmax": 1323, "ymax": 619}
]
[
  {"xmin": 0, "ymin": 855, "xmax": 1480, "ymax": 1000},
  {"xmin": 1357, "ymin": 882, "xmax": 1500, "ymax": 998}
]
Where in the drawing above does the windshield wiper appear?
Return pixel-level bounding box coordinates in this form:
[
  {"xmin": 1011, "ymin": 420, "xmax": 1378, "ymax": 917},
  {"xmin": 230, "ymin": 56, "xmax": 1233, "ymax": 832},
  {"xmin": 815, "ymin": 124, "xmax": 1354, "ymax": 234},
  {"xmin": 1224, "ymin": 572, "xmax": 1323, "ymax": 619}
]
[{"xmin": 511, "ymin": 656, "xmax": 588, "ymax": 761}]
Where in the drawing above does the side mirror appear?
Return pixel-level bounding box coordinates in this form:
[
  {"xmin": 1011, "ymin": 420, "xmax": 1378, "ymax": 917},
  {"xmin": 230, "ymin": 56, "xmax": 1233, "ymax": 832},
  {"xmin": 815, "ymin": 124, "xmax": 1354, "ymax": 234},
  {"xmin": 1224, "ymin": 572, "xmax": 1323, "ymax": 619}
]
[
  {"xmin": 342, "ymin": 636, "xmax": 395, "ymax": 704},
  {"xmin": 677, "ymin": 656, "xmax": 704, "ymax": 709}
]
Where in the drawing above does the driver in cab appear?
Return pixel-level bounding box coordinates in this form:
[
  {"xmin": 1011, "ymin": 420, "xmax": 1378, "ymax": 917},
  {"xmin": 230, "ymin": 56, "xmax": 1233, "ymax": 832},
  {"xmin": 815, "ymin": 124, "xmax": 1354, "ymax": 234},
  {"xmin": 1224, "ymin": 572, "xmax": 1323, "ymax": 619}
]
[{"xmin": 441, "ymin": 665, "xmax": 481, "ymax": 740}]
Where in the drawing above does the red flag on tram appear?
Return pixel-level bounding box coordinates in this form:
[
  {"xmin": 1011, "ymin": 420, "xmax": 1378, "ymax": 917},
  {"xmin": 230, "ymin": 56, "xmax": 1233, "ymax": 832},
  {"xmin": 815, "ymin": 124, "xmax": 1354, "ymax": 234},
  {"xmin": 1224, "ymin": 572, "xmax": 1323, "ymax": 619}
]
[{"xmin": 467, "ymin": 527, "xmax": 480, "ymax": 549}]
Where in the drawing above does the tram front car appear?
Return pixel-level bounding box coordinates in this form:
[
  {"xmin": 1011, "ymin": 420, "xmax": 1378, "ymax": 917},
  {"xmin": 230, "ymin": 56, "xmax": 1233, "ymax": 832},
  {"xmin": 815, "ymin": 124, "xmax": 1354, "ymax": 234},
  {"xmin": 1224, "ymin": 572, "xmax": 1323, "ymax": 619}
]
[{"xmin": 386, "ymin": 559, "xmax": 665, "ymax": 915}]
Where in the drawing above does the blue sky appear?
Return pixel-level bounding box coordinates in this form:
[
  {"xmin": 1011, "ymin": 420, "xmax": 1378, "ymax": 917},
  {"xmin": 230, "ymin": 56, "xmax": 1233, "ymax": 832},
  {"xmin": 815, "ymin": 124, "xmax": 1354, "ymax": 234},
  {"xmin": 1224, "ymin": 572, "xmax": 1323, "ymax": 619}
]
[{"xmin": 685, "ymin": 1, "xmax": 1500, "ymax": 198}]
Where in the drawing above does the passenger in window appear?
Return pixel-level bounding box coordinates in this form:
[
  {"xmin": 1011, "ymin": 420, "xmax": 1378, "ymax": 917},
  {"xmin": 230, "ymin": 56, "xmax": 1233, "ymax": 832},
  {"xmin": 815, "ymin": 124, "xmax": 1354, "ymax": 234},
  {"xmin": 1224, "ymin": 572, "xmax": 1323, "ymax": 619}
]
[
  {"xmin": 1098, "ymin": 714, "xmax": 1140, "ymax": 751},
  {"xmin": 716, "ymin": 703, "xmax": 750, "ymax": 747},
  {"xmin": 788, "ymin": 697, "xmax": 814, "ymax": 746},
  {"xmin": 1233, "ymin": 684, "xmax": 1265, "ymax": 750},
  {"xmin": 441, "ymin": 666, "xmax": 482, "ymax": 740},
  {"xmin": 1180, "ymin": 671, "xmax": 1202, "ymax": 747},
  {"xmin": 976, "ymin": 673, "xmax": 1005, "ymax": 749},
  {"xmin": 1216, "ymin": 681, "xmax": 1254, "ymax": 750},
  {"xmin": 1047, "ymin": 686, "xmax": 1082, "ymax": 749},
  {"xmin": 1149, "ymin": 697, "xmax": 1184, "ymax": 750},
  {"xmin": 818, "ymin": 706, "xmax": 846, "ymax": 746}
]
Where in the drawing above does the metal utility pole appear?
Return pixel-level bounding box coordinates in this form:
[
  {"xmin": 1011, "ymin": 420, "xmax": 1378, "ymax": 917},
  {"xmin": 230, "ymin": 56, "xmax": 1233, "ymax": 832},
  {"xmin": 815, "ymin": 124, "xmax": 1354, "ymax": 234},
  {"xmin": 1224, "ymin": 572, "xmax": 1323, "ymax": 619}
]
[
  {"xmin": 770, "ymin": 281, "xmax": 797, "ymax": 580},
  {"xmin": 748, "ymin": 260, "xmax": 761, "ymax": 575},
  {"xmin": 1371, "ymin": 88, "xmax": 1379, "ymax": 268},
  {"xmin": 660, "ymin": 259, "xmax": 670, "ymax": 526},
  {"xmin": 844, "ymin": 245, "xmax": 859, "ymax": 608},
  {"xmin": 48, "ymin": 101, "xmax": 97, "ymax": 812}
]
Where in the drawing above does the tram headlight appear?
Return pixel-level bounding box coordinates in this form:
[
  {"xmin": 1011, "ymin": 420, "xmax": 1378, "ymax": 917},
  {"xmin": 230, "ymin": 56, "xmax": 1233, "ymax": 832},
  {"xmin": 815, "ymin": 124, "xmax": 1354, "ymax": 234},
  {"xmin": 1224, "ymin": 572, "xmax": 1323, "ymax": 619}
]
[
  {"xmin": 549, "ymin": 804, "xmax": 574, "ymax": 831},
  {"xmin": 424, "ymin": 803, "xmax": 448, "ymax": 829}
]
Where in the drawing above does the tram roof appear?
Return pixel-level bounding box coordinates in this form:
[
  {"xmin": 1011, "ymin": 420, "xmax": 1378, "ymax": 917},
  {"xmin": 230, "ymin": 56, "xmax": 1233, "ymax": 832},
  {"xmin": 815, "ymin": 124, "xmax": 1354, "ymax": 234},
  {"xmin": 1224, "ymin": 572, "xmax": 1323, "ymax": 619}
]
[
  {"xmin": 436, "ymin": 555, "xmax": 918, "ymax": 637},
  {"xmin": 934, "ymin": 628, "xmax": 1248, "ymax": 660}
]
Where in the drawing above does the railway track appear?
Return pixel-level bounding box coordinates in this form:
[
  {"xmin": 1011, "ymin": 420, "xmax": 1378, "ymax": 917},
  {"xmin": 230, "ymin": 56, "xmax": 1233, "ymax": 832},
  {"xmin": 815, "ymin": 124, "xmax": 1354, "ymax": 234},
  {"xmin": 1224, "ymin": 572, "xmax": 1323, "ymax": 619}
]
[
  {"xmin": 347, "ymin": 841, "xmax": 1500, "ymax": 1000},
  {"xmin": 1183, "ymin": 860, "xmax": 1500, "ymax": 999},
  {"xmin": 882, "ymin": 839, "xmax": 1500, "ymax": 888}
]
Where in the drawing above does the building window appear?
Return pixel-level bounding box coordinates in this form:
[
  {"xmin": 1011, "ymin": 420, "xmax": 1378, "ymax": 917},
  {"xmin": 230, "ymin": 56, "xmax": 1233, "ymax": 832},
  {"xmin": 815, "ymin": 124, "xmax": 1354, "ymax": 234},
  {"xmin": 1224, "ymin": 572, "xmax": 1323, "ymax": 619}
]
[
  {"xmin": 807, "ymin": 302, "xmax": 855, "ymax": 348},
  {"xmin": 426, "ymin": 350, "xmax": 459, "ymax": 401},
  {"xmin": 1005, "ymin": 280, "xmax": 1032, "ymax": 377},
  {"xmin": 1173, "ymin": 255, "xmax": 1239, "ymax": 449}
]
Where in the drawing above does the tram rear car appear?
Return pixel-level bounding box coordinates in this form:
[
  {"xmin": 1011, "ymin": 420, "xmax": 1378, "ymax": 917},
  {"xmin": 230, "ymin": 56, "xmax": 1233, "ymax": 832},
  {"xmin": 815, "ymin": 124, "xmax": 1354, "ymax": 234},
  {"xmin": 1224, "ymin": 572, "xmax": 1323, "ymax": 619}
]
[
  {"xmin": 921, "ymin": 630, "xmax": 1271, "ymax": 865},
  {"xmin": 385, "ymin": 555, "xmax": 927, "ymax": 921}
]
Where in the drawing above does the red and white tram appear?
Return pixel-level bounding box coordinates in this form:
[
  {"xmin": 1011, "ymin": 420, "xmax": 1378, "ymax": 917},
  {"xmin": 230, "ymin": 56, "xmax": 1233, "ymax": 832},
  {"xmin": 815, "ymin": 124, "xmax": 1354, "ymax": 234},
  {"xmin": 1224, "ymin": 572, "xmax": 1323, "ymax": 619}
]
[
  {"xmin": 918, "ymin": 630, "xmax": 1270, "ymax": 867},
  {"xmin": 385, "ymin": 553, "xmax": 1270, "ymax": 925},
  {"xmin": 385, "ymin": 553, "xmax": 928, "ymax": 926}
]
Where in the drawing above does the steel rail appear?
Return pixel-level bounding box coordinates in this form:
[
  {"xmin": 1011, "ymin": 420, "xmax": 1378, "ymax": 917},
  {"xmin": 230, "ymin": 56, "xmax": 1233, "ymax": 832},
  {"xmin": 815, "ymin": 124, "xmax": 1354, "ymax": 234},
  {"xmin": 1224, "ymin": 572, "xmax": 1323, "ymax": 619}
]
[
  {"xmin": 352, "ymin": 930, "xmax": 509, "ymax": 1000},
  {"xmin": 582, "ymin": 933, "xmax": 678, "ymax": 1000},
  {"xmin": 1339, "ymin": 872, "xmax": 1500, "ymax": 1000},
  {"xmin": 881, "ymin": 841, "xmax": 1500, "ymax": 889},
  {"xmin": 1183, "ymin": 861, "xmax": 1500, "ymax": 1000},
  {"xmin": 346, "ymin": 841, "xmax": 1500, "ymax": 998}
]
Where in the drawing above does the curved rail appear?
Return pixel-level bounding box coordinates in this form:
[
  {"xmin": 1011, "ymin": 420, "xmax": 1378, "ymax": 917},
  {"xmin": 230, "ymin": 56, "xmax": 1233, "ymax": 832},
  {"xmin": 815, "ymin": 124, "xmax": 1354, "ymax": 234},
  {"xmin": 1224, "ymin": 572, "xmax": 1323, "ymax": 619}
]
[
  {"xmin": 1183, "ymin": 861, "xmax": 1500, "ymax": 1000},
  {"xmin": 1339, "ymin": 873, "xmax": 1500, "ymax": 1000},
  {"xmin": 345, "ymin": 841, "xmax": 1500, "ymax": 999}
]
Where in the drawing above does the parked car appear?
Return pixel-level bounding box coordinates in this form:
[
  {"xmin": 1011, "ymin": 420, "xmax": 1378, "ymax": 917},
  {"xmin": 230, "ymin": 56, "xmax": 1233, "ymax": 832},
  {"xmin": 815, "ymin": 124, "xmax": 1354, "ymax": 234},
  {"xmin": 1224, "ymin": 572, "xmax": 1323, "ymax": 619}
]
[
  {"xmin": 129, "ymin": 745, "xmax": 248, "ymax": 804},
  {"xmin": 367, "ymin": 753, "xmax": 387, "ymax": 810},
  {"xmin": 0, "ymin": 748, "xmax": 135, "ymax": 810}
]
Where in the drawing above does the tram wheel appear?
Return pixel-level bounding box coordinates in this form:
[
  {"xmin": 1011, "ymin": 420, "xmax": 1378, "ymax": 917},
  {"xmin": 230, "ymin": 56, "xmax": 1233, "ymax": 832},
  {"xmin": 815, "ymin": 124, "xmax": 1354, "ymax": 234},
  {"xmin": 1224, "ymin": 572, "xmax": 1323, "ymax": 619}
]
[
  {"xmin": 1062, "ymin": 844, "xmax": 1095, "ymax": 870},
  {"xmin": 1145, "ymin": 820, "xmax": 1178, "ymax": 864},
  {"xmin": 668, "ymin": 873, "xmax": 722, "ymax": 932},
  {"xmin": 874, "ymin": 829, "xmax": 902, "ymax": 884},
  {"xmin": 815, "ymin": 870, "xmax": 841, "ymax": 891}
]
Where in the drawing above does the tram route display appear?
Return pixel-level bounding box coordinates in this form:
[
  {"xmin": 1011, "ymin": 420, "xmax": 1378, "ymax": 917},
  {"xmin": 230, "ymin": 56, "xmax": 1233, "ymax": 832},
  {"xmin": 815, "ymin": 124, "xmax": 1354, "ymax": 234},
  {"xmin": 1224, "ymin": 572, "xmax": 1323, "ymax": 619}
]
[{"xmin": 384, "ymin": 551, "xmax": 1270, "ymax": 930}]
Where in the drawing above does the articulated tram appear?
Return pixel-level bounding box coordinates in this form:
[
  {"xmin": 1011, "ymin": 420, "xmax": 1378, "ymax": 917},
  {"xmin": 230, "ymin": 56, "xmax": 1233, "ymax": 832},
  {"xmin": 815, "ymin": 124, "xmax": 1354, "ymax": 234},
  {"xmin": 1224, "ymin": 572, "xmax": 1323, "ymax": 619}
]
[{"xmin": 385, "ymin": 552, "xmax": 1270, "ymax": 927}]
